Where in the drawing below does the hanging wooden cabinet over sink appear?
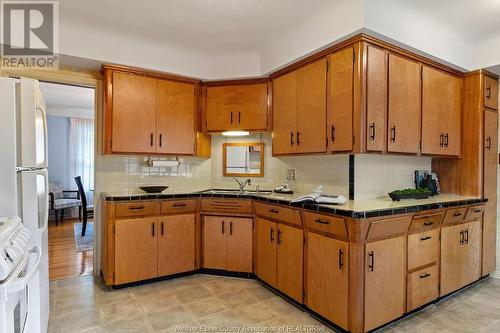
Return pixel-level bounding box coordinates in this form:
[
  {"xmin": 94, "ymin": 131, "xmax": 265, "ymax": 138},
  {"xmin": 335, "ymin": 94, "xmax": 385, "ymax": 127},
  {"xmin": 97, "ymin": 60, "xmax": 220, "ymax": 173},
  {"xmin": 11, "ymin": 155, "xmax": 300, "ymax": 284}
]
[{"xmin": 102, "ymin": 64, "xmax": 210, "ymax": 157}]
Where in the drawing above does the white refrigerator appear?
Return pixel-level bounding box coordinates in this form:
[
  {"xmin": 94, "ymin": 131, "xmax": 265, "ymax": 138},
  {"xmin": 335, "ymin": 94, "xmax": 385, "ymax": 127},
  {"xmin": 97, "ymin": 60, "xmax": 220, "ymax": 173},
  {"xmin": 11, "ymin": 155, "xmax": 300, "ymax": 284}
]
[{"xmin": 0, "ymin": 77, "xmax": 49, "ymax": 333}]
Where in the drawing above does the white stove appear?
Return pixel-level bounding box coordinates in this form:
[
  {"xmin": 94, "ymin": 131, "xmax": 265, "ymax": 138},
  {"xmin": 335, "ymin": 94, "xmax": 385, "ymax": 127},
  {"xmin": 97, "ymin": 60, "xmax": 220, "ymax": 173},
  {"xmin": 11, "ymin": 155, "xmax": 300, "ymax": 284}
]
[{"xmin": 0, "ymin": 216, "xmax": 41, "ymax": 333}]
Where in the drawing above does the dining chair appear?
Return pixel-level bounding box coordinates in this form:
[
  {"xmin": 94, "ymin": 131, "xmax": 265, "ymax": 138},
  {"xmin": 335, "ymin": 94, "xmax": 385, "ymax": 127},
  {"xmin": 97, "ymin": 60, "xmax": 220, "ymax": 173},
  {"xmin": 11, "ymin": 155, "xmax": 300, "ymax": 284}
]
[{"xmin": 74, "ymin": 176, "xmax": 94, "ymax": 237}]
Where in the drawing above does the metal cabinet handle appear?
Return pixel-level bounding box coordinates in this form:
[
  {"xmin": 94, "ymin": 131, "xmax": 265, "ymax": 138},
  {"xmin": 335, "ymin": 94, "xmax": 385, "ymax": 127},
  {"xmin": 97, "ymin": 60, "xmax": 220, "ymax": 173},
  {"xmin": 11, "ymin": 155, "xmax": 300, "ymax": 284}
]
[
  {"xmin": 464, "ymin": 229, "xmax": 469, "ymax": 244},
  {"xmin": 473, "ymin": 208, "xmax": 482, "ymax": 213},
  {"xmin": 440, "ymin": 133, "xmax": 444, "ymax": 147},
  {"xmin": 152, "ymin": 223, "xmax": 155, "ymax": 237},
  {"xmin": 129, "ymin": 206, "xmax": 145, "ymax": 210},
  {"xmin": 150, "ymin": 133, "xmax": 154, "ymax": 147},
  {"xmin": 230, "ymin": 112, "xmax": 233, "ymax": 124},
  {"xmin": 423, "ymin": 221, "xmax": 434, "ymax": 226},
  {"xmin": 331, "ymin": 125, "xmax": 336, "ymax": 143},
  {"xmin": 420, "ymin": 273, "xmax": 431, "ymax": 279},
  {"xmin": 277, "ymin": 229, "xmax": 282, "ymax": 245},
  {"xmin": 296, "ymin": 131, "xmax": 301, "ymax": 145},
  {"xmin": 369, "ymin": 123, "xmax": 375, "ymax": 141},
  {"xmin": 314, "ymin": 219, "xmax": 330, "ymax": 225},
  {"xmin": 159, "ymin": 134, "xmax": 163, "ymax": 147},
  {"xmin": 390, "ymin": 126, "xmax": 396, "ymax": 143},
  {"xmin": 460, "ymin": 230, "xmax": 464, "ymax": 245},
  {"xmin": 486, "ymin": 86, "xmax": 492, "ymax": 99},
  {"xmin": 238, "ymin": 111, "xmax": 241, "ymax": 124},
  {"xmin": 222, "ymin": 221, "xmax": 225, "ymax": 234},
  {"xmin": 453, "ymin": 212, "xmax": 462, "ymax": 217},
  {"xmin": 229, "ymin": 221, "xmax": 233, "ymax": 235},
  {"xmin": 269, "ymin": 208, "xmax": 279, "ymax": 214},
  {"xmin": 173, "ymin": 203, "xmax": 187, "ymax": 207},
  {"xmin": 161, "ymin": 222, "xmax": 164, "ymax": 236},
  {"xmin": 444, "ymin": 133, "xmax": 449, "ymax": 147},
  {"xmin": 270, "ymin": 227, "xmax": 274, "ymax": 243},
  {"xmin": 486, "ymin": 136, "xmax": 492, "ymax": 150},
  {"xmin": 420, "ymin": 236, "xmax": 432, "ymax": 241},
  {"xmin": 290, "ymin": 131, "xmax": 294, "ymax": 146},
  {"xmin": 368, "ymin": 251, "xmax": 374, "ymax": 272},
  {"xmin": 339, "ymin": 249, "xmax": 344, "ymax": 270}
]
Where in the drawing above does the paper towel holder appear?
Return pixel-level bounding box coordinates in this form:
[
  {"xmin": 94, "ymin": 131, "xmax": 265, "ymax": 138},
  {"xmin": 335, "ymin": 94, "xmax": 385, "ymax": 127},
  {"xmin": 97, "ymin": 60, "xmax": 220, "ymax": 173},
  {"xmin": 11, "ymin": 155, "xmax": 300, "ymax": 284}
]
[{"xmin": 145, "ymin": 156, "xmax": 180, "ymax": 167}]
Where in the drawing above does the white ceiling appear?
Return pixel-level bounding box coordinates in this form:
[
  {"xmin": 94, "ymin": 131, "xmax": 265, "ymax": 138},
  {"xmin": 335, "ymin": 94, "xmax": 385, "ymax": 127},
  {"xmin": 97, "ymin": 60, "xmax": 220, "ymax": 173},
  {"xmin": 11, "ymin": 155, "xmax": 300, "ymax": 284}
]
[
  {"xmin": 56, "ymin": 0, "xmax": 500, "ymax": 78},
  {"xmin": 40, "ymin": 82, "xmax": 95, "ymax": 119}
]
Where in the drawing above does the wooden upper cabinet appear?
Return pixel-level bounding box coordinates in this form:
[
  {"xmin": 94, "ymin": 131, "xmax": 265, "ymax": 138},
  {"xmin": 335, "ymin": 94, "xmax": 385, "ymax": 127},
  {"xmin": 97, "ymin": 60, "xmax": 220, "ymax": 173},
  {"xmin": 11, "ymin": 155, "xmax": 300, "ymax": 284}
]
[
  {"xmin": 484, "ymin": 75, "xmax": 499, "ymax": 110},
  {"xmin": 157, "ymin": 80, "xmax": 195, "ymax": 155},
  {"xmin": 157, "ymin": 214, "xmax": 195, "ymax": 277},
  {"xmin": 422, "ymin": 66, "xmax": 461, "ymax": 156},
  {"xmin": 365, "ymin": 45, "xmax": 388, "ymax": 152},
  {"xmin": 307, "ymin": 232, "xmax": 348, "ymax": 330},
  {"xmin": 112, "ymin": 72, "xmax": 157, "ymax": 154},
  {"xmin": 328, "ymin": 47, "xmax": 354, "ymax": 152},
  {"xmin": 364, "ymin": 236, "xmax": 405, "ymax": 332},
  {"xmin": 114, "ymin": 217, "xmax": 158, "ymax": 284},
  {"xmin": 205, "ymin": 83, "xmax": 269, "ymax": 132},
  {"xmin": 272, "ymin": 71, "xmax": 297, "ymax": 155},
  {"xmin": 387, "ymin": 54, "xmax": 421, "ymax": 154},
  {"xmin": 295, "ymin": 58, "xmax": 327, "ymax": 154}
]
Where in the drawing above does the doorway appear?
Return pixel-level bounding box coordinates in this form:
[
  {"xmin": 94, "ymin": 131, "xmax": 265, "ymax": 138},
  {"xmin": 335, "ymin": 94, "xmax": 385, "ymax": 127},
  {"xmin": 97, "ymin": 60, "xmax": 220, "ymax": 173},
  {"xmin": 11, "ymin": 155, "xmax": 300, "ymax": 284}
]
[{"xmin": 41, "ymin": 82, "xmax": 96, "ymax": 281}]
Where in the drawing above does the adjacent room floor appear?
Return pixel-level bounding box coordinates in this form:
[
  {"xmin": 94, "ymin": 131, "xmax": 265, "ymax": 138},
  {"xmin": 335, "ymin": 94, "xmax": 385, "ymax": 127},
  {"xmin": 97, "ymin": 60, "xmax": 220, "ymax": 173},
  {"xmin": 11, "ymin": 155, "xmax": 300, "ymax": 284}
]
[
  {"xmin": 47, "ymin": 274, "xmax": 500, "ymax": 333},
  {"xmin": 48, "ymin": 218, "xmax": 93, "ymax": 280}
]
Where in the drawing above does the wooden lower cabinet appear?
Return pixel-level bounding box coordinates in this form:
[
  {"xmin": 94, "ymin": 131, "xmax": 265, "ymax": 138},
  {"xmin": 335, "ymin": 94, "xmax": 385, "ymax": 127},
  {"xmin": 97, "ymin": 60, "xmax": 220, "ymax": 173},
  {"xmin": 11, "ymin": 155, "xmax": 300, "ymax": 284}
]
[
  {"xmin": 158, "ymin": 214, "xmax": 195, "ymax": 276},
  {"xmin": 364, "ymin": 236, "xmax": 406, "ymax": 332},
  {"xmin": 256, "ymin": 218, "xmax": 303, "ymax": 302},
  {"xmin": 306, "ymin": 232, "xmax": 348, "ymax": 330},
  {"xmin": 256, "ymin": 218, "xmax": 277, "ymax": 286},
  {"xmin": 203, "ymin": 216, "xmax": 253, "ymax": 272},
  {"xmin": 114, "ymin": 217, "xmax": 158, "ymax": 285},
  {"xmin": 440, "ymin": 220, "xmax": 481, "ymax": 296},
  {"xmin": 277, "ymin": 224, "xmax": 303, "ymax": 302}
]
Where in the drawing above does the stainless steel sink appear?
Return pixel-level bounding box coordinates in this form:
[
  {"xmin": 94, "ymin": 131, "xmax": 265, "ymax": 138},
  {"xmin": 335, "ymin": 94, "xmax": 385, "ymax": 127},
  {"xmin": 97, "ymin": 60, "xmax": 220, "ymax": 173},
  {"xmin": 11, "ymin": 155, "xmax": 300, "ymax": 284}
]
[{"xmin": 200, "ymin": 189, "xmax": 273, "ymax": 196}]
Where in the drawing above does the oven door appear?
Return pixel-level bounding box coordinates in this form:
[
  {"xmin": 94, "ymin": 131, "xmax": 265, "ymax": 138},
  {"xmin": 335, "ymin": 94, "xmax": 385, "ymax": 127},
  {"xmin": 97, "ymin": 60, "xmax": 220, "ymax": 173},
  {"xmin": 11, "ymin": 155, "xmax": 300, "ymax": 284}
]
[{"xmin": 0, "ymin": 246, "xmax": 41, "ymax": 333}]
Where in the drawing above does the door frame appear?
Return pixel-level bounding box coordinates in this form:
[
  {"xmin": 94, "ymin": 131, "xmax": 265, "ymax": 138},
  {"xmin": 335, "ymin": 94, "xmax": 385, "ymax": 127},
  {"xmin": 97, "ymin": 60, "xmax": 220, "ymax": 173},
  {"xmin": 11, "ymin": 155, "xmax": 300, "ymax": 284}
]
[{"xmin": 1, "ymin": 67, "xmax": 103, "ymax": 276}]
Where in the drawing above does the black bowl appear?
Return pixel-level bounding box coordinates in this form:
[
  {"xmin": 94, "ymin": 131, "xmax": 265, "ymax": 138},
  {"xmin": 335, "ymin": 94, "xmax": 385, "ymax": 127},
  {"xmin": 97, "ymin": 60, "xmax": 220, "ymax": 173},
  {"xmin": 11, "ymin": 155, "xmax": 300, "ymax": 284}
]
[{"xmin": 139, "ymin": 186, "xmax": 169, "ymax": 193}]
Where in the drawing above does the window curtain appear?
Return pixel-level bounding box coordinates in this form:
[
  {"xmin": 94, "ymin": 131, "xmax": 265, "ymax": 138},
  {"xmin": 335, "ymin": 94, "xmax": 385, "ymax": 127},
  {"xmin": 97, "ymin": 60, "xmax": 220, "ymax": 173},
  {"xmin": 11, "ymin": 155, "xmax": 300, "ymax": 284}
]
[{"xmin": 68, "ymin": 118, "xmax": 94, "ymax": 205}]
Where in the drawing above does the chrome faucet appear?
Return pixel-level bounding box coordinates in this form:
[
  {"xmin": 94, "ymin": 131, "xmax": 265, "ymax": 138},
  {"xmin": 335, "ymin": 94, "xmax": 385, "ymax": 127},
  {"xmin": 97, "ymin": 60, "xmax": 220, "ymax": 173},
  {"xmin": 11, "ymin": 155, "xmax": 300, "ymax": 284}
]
[{"xmin": 234, "ymin": 178, "xmax": 251, "ymax": 192}]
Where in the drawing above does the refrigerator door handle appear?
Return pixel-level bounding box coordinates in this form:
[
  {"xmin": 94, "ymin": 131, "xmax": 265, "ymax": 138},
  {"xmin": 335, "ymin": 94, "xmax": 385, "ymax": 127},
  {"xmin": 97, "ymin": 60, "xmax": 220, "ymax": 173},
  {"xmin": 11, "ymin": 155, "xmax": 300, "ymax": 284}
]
[{"xmin": 16, "ymin": 167, "xmax": 45, "ymax": 173}]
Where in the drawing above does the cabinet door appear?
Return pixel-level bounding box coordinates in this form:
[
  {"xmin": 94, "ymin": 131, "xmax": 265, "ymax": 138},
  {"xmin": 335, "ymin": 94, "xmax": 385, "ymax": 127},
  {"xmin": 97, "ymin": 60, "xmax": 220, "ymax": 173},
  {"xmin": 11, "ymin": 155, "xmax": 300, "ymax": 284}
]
[
  {"xmin": 364, "ymin": 236, "xmax": 405, "ymax": 332},
  {"xmin": 484, "ymin": 76, "xmax": 498, "ymax": 110},
  {"xmin": 272, "ymin": 72, "xmax": 297, "ymax": 155},
  {"xmin": 112, "ymin": 72, "xmax": 157, "ymax": 153},
  {"xmin": 158, "ymin": 214, "xmax": 195, "ymax": 277},
  {"xmin": 421, "ymin": 66, "xmax": 461, "ymax": 156},
  {"xmin": 366, "ymin": 45, "xmax": 387, "ymax": 152},
  {"xmin": 483, "ymin": 110, "xmax": 498, "ymax": 274},
  {"xmin": 440, "ymin": 223, "xmax": 465, "ymax": 296},
  {"xmin": 328, "ymin": 48, "xmax": 353, "ymax": 152},
  {"xmin": 387, "ymin": 55, "xmax": 421, "ymax": 154},
  {"xmin": 235, "ymin": 84, "xmax": 268, "ymax": 130},
  {"xmin": 461, "ymin": 220, "xmax": 481, "ymax": 286},
  {"xmin": 307, "ymin": 232, "xmax": 348, "ymax": 330},
  {"xmin": 206, "ymin": 86, "xmax": 235, "ymax": 131},
  {"xmin": 156, "ymin": 80, "xmax": 195, "ymax": 155},
  {"xmin": 256, "ymin": 218, "xmax": 278, "ymax": 287},
  {"xmin": 203, "ymin": 216, "xmax": 227, "ymax": 270},
  {"xmin": 114, "ymin": 217, "xmax": 157, "ymax": 284},
  {"xmin": 296, "ymin": 58, "xmax": 327, "ymax": 154},
  {"xmin": 277, "ymin": 224, "xmax": 303, "ymax": 302},
  {"xmin": 227, "ymin": 217, "xmax": 253, "ymax": 273}
]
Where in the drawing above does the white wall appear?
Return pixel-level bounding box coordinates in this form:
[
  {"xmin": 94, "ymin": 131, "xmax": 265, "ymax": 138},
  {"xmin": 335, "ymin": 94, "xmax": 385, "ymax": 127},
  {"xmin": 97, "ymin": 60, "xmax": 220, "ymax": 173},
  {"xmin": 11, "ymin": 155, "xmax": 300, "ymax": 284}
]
[{"xmin": 47, "ymin": 116, "xmax": 70, "ymax": 188}]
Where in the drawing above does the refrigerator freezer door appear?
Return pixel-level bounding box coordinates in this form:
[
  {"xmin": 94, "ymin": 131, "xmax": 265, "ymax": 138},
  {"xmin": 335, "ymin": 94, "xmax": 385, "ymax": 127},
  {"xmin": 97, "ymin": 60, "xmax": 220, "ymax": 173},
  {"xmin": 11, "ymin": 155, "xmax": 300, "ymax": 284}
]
[
  {"xmin": 0, "ymin": 78, "xmax": 18, "ymax": 216},
  {"xmin": 19, "ymin": 78, "xmax": 48, "ymax": 169}
]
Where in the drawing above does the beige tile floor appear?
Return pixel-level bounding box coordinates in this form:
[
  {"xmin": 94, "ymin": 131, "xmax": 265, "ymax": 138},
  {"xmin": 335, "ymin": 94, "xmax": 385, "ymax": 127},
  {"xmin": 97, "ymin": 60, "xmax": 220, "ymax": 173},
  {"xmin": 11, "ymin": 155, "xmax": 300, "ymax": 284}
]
[{"xmin": 48, "ymin": 274, "xmax": 500, "ymax": 333}]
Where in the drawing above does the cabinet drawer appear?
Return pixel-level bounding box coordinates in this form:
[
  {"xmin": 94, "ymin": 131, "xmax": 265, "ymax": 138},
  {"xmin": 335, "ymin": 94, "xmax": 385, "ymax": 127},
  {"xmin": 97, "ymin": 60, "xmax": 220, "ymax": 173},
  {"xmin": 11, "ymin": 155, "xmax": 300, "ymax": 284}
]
[
  {"xmin": 442, "ymin": 207, "xmax": 467, "ymax": 225},
  {"xmin": 464, "ymin": 205, "xmax": 485, "ymax": 221},
  {"xmin": 365, "ymin": 216, "xmax": 411, "ymax": 240},
  {"xmin": 407, "ymin": 229, "xmax": 439, "ymax": 270},
  {"xmin": 115, "ymin": 201, "xmax": 157, "ymax": 218},
  {"xmin": 254, "ymin": 202, "xmax": 301, "ymax": 226},
  {"xmin": 201, "ymin": 199, "xmax": 252, "ymax": 214},
  {"xmin": 304, "ymin": 212, "xmax": 347, "ymax": 238},
  {"xmin": 161, "ymin": 199, "xmax": 197, "ymax": 214},
  {"xmin": 409, "ymin": 213, "xmax": 443, "ymax": 233},
  {"xmin": 407, "ymin": 265, "xmax": 438, "ymax": 312}
]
